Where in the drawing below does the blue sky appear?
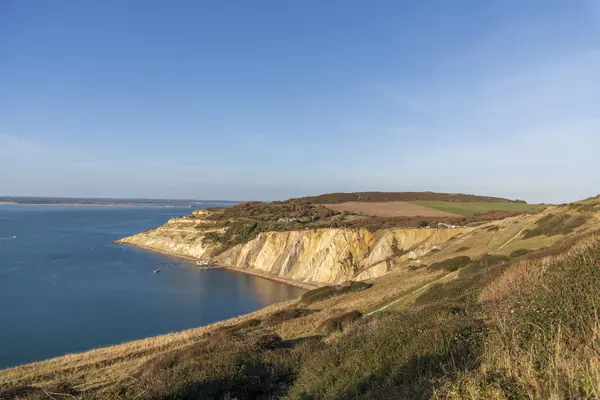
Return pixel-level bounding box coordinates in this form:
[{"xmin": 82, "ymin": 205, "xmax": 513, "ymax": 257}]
[{"xmin": 1, "ymin": 0, "xmax": 599, "ymax": 202}]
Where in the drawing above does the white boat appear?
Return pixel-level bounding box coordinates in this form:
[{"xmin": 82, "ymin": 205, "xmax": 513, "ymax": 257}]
[{"xmin": 153, "ymin": 269, "xmax": 160, "ymax": 274}]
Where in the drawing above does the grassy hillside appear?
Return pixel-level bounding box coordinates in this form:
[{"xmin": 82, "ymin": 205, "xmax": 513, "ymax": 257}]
[
  {"xmin": 409, "ymin": 200, "xmax": 546, "ymax": 217},
  {"xmin": 296, "ymin": 191, "xmax": 521, "ymax": 204},
  {"xmin": 2, "ymin": 197, "xmax": 598, "ymax": 400}
]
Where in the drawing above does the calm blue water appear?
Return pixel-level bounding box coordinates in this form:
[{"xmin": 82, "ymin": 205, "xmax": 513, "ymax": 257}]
[{"xmin": 0, "ymin": 205, "xmax": 305, "ymax": 369}]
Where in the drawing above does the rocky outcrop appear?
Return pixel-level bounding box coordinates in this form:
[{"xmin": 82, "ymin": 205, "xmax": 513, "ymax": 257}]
[{"xmin": 119, "ymin": 214, "xmax": 471, "ymax": 285}]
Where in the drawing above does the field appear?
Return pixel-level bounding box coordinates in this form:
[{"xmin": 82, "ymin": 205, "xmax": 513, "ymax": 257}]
[
  {"xmin": 323, "ymin": 201, "xmax": 460, "ymax": 217},
  {"xmin": 409, "ymin": 200, "xmax": 546, "ymax": 217}
]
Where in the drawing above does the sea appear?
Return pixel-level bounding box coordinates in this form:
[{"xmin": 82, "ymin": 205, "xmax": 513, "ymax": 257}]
[{"xmin": 0, "ymin": 204, "xmax": 305, "ymax": 369}]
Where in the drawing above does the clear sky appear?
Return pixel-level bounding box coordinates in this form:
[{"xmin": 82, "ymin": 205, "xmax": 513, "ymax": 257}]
[{"xmin": 1, "ymin": 1, "xmax": 599, "ymax": 203}]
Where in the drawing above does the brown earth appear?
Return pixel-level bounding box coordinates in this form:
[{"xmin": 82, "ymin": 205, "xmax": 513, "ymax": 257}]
[{"xmin": 323, "ymin": 201, "xmax": 461, "ymax": 218}]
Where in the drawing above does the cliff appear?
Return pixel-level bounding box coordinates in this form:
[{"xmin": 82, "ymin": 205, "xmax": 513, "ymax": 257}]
[{"xmin": 118, "ymin": 212, "xmax": 471, "ymax": 285}]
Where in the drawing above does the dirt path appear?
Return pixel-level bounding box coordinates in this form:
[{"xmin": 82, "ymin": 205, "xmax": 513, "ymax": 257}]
[
  {"xmin": 497, "ymin": 224, "xmax": 530, "ymax": 251},
  {"xmin": 365, "ymin": 270, "xmax": 459, "ymax": 316}
]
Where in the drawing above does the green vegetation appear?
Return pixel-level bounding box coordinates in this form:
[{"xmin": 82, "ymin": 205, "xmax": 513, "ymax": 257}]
[
  {"xmin": 300, "ymin": 282, "xmax": 373, "ymax": 305},
  {"xmin": 320, "ymin": 311, "xmax": 363, "ymax": 334},
  {"xmin": 510, "ymin": 248, "xmax": 534, "ymax": 258},
  {"xmin": 200, "ymin": 201, "xmax": 340, "ymax": 254},
  {"xmin": 390, "ymin": 237, "xmax": 405, "ymax": 257},
  {"xmin": 204, "ymin": 200, "xmax": 337, "ymax": 222},
  {"xmin": 409, "ymin": 200, "xmax": 545, "ymax": 217},
  {"xmin": 522, "ymin": 213, "xmax": 589, "ymax": 239},
  {"xmin": 297, "ymin": 191, "xmax": 518, "ymax": 204},
  {"xmin": 430, "ymin": 256, "xmax": 472, "ymax": 271},
  {"xmin": 477, "ymin": 253, "xmax": 510, "ymax": 267},
  {"xmin": 263, "ymin": 308, "xmax": 313, "ymax": 326},
  {"xmin": 191, "ymin": 197, "xmax": 545, "ymax": 255}
]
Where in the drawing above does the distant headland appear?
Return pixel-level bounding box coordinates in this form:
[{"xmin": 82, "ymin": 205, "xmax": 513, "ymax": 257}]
[{"xmin": 0, "ymin": 196, "xmax": 240, "ymax": 208}]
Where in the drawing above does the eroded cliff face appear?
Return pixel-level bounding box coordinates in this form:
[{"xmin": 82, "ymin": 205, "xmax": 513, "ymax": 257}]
[{"xmin": 119, "ymin": 213, "xmax": 471, "ymax": 285}]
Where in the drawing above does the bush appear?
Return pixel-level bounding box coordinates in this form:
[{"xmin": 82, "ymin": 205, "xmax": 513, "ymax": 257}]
[
  {"xmin": 430, "ymin": 256, "xmax": 472, "ymax": 272},
  {"xmin": 523, "ymin": 213, "xmax": 588, "ymax": 239},
  {"xmin": 290, "ymin": 309, "xmax": 486, "ymax": 399},
  {"xmin": 251, "ymin": 333, "xmax": 283, "ymax": 350},
  {"xmin": 300, "ymin": 282, "xmax": 373, "ymax": 305},
  {"xmin": 217, "ymin": 318, "xmax": 262, "ymax": 333},
  {"xmin": 264, "ymin": 308, "xmax": 312, "ymax": 325},
  {"xmin": 509, "ymin": 248, "xmax": 533, "ymax": 258},
  {"xmin": 320, "ymin": 311, "xmax": 363, "ymax": 334},
  {"xmin": 477, "ymin": 254, "xmax": 510, "ymax": 267},
  {"xmin": 124, "ymin": 329, "xmax": 297, "ymax": 400}
]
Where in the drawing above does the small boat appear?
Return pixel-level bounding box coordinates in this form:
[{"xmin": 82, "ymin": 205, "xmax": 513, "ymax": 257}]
[
  {"xmin": 13, "ymin": 235, "xmax": 17, "ymax": 239},
  {"xmin": 153, "ymin": 269, "xmax": 160, "ymax": 274}
]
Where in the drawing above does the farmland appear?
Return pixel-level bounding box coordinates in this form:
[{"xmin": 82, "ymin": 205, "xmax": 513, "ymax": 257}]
[
  {"xmin": 323, "ymin": 201, "xmax": 460, "ymax": 218},
  {"xmin": 408, "ymin": 200, "xmax": 546, "ymax": 217}
]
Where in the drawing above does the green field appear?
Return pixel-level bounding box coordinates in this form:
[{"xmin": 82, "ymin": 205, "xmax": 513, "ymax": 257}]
[{"xmin": 409, "ymin": 200, "xmax": 546, "ymax": 217}]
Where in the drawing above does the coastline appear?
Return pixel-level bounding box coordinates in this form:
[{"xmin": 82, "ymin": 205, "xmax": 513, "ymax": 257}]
[
  {"xmin": 117, "ymin": 240, "xmax": 320, "ymax": 290},
  {"xmin": 0, "ymin": 201, "xmax": 193, "ymax": 208}
]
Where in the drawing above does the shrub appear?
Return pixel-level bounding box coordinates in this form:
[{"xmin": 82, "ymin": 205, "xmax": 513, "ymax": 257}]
[
  {"xmin": 126, "ymin": 330, "xmax": 296, "ymax": 400},
  {"xmin": 264, "ymin": 308, "xmax": 312, "ymax": 325},
  {"xmin": 320, "ymin": 311, "xmax": 363, "ymax": 334},
  {"xmin": 430, "ymin": 256, "xmax": 472, "ymax": 272},
  {"xmin": 251, "ymin": 333, "xmax": 283, "ymax": 350},
  {"xmin": 290, "ymin": 309, "xmax": 486, "ymax": 399},
  {"xmin": 509, "ymin": 248, "xmax": 533, "ymax": 258},
  {"xmin": 391, "ymin": 237, "xmax": 406, "ymax": 257},
  {"xmin": 523, "ymin": 213, "xmax": 589, "ymax": 239},
  {"xmin": 300, "ymin": 282, "xmax": 373, "ymax": 305},
  {"xmin": 477, "ymin": 254, "xmax": 510, "ymax": 267},
  {"xmin": 217, "ymin": 318, "xmax": 262, "ymax": 333}
]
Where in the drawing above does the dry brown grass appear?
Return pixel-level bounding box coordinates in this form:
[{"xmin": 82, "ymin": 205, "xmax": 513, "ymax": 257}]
[{"xmin": 323, "ymin": 201, "xmax": 460, "ymax": 217}]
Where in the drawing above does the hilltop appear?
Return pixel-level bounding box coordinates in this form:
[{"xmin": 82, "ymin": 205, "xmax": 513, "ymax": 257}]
[
  {"xmin": 294, "ymin": 191, "xmax": 524, "ymax": 204},
  {"xmin": 3, "ymin": 193, "xmax": 600, "ymax": 399}
]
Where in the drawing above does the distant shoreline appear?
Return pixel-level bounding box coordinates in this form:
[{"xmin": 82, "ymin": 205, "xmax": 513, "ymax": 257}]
[{"xmin": 0, "ymin": 201, "xmax": 195, "ymax": 208}]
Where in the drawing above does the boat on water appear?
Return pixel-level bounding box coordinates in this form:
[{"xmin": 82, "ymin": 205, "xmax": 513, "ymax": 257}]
[{"xmin": 153, "ymin": 269, "xmax": 160, "ymax": 274}]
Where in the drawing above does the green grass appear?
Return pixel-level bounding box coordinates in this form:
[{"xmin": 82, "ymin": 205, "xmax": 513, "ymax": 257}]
[{"xmin": 409, "ymin": 200, "xmax": 545, "ymax": 217}]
